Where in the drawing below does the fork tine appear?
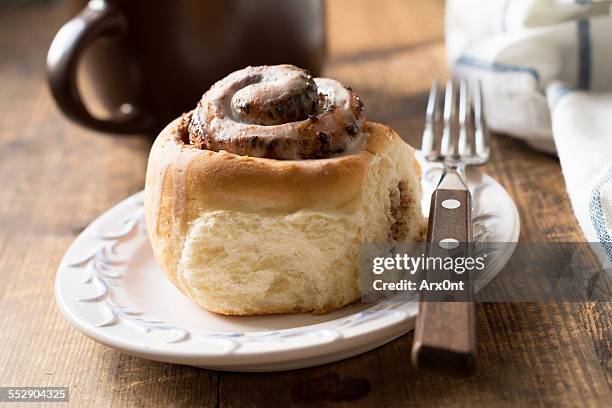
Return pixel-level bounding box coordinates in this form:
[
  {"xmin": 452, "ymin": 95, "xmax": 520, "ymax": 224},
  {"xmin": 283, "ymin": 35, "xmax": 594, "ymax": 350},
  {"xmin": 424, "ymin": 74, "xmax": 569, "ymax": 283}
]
[
  {"xmin": 474, "ymin": 80, "xmax": 490, "ymax": 159},
  {"xmin": 458, "ymin": 79, "xmax": 471, "ymax": 157},
  {"xmin": 441, "ymin": 79, "xmax": 456, "ymax": 157},
  {"xmin": 422, "ymin": 81, "xmax": 440, "ymax": 157}
]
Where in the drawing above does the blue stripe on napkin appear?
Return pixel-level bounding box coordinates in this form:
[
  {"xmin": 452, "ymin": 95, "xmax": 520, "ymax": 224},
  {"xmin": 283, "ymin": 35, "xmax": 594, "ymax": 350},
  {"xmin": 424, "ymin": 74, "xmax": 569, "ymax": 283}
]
[
  {"xmin": 456, "ymin": 56, "xmax": 540, "ymax": 82},
  {"xmin": 589, "ymin": 167, "xmax": 612, "ymax": 260},
  {"xmin": 577, "ymin": 19, "xmax": 592, "ymax": 90}
]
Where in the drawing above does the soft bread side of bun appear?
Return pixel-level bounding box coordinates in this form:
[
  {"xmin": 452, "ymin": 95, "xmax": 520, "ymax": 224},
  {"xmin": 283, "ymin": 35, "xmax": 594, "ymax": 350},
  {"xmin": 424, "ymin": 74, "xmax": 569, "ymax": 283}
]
[{"xmin": 144, "ymin": 118, "xmax": 423, "ymax": 315}]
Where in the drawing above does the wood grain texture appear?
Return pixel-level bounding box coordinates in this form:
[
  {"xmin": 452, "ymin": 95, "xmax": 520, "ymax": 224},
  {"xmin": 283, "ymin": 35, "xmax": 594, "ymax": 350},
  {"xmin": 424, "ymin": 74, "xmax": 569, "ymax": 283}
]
[{"xmin": 0, "ymin": 0, "xmax": 610, "ymax": 407}]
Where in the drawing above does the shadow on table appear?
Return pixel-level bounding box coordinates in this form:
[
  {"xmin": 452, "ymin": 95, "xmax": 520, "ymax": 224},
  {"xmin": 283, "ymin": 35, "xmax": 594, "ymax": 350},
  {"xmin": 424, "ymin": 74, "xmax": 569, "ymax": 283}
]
[{"xmin": 98, "ymin": 298, "xmax": 609, "ymax": 407}]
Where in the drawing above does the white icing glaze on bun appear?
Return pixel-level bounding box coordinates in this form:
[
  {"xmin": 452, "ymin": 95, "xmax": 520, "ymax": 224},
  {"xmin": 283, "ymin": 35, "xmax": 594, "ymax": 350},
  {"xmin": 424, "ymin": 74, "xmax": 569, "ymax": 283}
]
[{"xmin": 188, "ymin": 65, "xmax": 366, "ymax": 160}]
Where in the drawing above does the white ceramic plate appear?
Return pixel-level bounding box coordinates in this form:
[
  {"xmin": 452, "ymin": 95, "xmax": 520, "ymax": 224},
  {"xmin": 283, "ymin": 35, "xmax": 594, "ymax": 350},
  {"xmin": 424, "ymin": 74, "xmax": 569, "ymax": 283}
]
[{"xmin": 55, "ymin": 158, "xmax": 520, "ymax": 371}]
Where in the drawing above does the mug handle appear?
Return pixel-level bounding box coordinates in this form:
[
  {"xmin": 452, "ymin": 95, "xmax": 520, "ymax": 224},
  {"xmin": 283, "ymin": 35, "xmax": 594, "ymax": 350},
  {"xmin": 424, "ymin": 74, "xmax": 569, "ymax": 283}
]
[{"xmin": 47, "ymin": 0, "xmax": 155, "ymax": 134}]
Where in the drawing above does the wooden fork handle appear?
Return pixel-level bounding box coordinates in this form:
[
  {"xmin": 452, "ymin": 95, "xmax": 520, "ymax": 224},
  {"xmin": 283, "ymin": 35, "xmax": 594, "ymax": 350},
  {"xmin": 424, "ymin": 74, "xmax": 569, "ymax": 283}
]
[{"xmin": 411, "ymin": 185, "xmax": 477, "ymax": 374}]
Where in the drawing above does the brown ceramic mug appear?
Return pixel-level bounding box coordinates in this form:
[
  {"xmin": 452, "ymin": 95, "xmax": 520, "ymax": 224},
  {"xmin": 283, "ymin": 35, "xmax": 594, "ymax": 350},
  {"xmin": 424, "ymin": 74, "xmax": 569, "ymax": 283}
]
[{"xmin": 47, "ymin": 0, "xmax": 326, "ymax": 134}]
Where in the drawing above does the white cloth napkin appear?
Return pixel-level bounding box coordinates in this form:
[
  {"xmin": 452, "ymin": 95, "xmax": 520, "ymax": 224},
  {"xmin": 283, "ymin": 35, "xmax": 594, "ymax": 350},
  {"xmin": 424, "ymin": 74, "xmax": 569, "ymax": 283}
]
[{"xmin": 446, "ymin": 0, "xmax": 612, "ymax": 257}]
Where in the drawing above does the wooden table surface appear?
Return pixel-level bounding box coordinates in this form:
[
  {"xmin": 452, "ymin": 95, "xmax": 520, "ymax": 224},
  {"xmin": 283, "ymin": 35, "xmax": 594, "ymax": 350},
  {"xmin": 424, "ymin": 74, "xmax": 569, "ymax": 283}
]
[{"xmin": 0, "ymin": 0, "xmax": 610, "ymax": 406}]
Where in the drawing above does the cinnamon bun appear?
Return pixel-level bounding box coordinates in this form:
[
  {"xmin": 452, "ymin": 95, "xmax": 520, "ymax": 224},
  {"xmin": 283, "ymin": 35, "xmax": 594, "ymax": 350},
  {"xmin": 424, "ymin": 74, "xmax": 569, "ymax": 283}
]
[{"xmin": 144, "ymin": 65, "xmax": 423, "ymax": 315}]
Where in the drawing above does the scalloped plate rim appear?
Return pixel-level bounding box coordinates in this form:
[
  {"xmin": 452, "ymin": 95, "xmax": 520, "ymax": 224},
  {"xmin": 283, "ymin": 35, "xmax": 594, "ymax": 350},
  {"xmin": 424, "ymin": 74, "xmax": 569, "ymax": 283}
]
[{"xmin": 55, "ymin": 160, "xmax": 520, "ymax": 371}]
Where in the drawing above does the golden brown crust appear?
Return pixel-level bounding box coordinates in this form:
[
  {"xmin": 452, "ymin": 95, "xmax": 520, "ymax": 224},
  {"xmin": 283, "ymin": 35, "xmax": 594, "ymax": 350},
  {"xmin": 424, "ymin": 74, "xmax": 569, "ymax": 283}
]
[{"xmin": 144, "ymin": 118, "xmax": 417, "ymax": 313}]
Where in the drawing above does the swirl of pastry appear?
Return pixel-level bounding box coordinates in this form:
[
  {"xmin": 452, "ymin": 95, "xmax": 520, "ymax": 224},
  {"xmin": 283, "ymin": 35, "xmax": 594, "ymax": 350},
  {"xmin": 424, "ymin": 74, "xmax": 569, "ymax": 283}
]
[{"xmin": 187, "ymin": 65, "xmax": 366, "ymax": 160}]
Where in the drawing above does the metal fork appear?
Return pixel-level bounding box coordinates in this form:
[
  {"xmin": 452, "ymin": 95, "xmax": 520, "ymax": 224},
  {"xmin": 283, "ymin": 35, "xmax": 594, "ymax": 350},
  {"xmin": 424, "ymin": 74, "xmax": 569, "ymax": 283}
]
[{"xmin": 411, "ymin": 79, "xmax": 489, "ymax": 374}]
